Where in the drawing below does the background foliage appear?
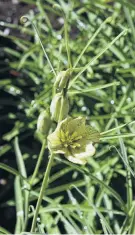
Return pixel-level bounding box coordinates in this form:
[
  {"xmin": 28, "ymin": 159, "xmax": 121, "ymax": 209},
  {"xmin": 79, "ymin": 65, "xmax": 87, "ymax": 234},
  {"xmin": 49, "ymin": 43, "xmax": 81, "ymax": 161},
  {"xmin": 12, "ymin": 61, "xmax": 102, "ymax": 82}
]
[{"xmin": 0, "ymin": 0, "xmax": 135, "ymax": 233}]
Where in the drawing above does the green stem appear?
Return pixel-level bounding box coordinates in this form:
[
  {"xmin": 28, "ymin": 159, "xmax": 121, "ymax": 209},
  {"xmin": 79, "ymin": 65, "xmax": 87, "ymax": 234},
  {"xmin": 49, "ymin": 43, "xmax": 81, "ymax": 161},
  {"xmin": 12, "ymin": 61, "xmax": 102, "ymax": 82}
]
[
  {"xmin": 73, "ymin": 17, "xmax": 111, "ymax": 69},
  {"xmin": 64, "ymin": 16, "xmax": 72, "ymax": 69},
  {"xmin": 23, "ymin": 138, "xmax": 46, "ymax": 230},
  {"xmin": 21, "ymin": 16, "xmax": 56, "ymax": 77},
  {"xmin": 0, "ymin": 226, "xmax": 11, "ymax": 235},
  {"xmin": 19, "ymin": 138, "xmax": 46, "ymax": 231},
  {"xmin": 30, "ymin": 138, "xmax": 46, "ymax": 186},
  {"xmin": 30, "ymin": 152, "xmax": 54, "ymax": 232},
  {"xmin": 14, "ymin": 137, "xmax": 28, "ymax": 231},
  {"xmin": 101, "ymin": 120, "xmax": 135, "ymax": 135},
  {"xmin": 14, "ymin": 176, "xmax": 24, "ymax": 233},
  {"xmin": 100, "ymin": 133, "xmax": 135, "ymax": 140}
]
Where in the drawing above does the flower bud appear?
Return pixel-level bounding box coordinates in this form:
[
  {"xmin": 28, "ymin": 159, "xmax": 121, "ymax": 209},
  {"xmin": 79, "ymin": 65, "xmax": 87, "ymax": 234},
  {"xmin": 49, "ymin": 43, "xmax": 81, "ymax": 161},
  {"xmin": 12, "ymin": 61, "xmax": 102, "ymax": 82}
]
[
  {"xmin": 37, "ymin": 110, "xmax": 52, "ymax": 135},
  {"xmin": 53, "ymin": 4, "xmax": 62, "ymax": 11},
  {"xmin": 54, "ymin": 70, "xmax": 70, "ymax": 90},
  {"xmin": 50, "ymin": 93, "xmax": 69, "ymax": 122}
]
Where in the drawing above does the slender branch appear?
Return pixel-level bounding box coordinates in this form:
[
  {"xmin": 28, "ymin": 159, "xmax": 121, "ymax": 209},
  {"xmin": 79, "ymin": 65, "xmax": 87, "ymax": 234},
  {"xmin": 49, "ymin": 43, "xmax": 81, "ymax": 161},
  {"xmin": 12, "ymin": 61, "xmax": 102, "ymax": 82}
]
[
  {"xmin": 64, "ymin": 17, "xmax": 72, "ymax": 69},
  {"xmin": 22, "ymin": 138, "xmax": 46, "ymax": 230},
  {"xmin": 20, "ymin": 16, "xmax": 56, "ymax": 76},
  {"xmin": 14, "ymin": 137, "xmax": 28, "ymax": 232},
  {"xmin": 100, "ymin": 133, "xmax": 135, "ymax": 140},
  {"xmin": 30, "ymin": 138, "xmax": 47, "ymax": 186},
  {"xmin": 30, "ymin": 152, "xmax": 55, "ymax": 232}
]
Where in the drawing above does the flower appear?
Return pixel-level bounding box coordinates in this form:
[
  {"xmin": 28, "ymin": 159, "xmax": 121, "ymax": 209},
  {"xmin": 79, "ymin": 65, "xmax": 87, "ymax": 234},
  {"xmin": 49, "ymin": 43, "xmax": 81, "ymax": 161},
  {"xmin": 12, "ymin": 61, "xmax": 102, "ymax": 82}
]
[
  {"xmin": 50, "ymin": 93, "xmax": 69, "ymax": 122},
  {"xmin": 47, "ymin": 116, "xmax": 100, "ymax": 165},
  {"xmin": 37, "ymin": 110, "xmax": 52, "ymax": 135},
  {"xmin": 54, "ymin": 70, "xmax": 70, "ymax": 90}
]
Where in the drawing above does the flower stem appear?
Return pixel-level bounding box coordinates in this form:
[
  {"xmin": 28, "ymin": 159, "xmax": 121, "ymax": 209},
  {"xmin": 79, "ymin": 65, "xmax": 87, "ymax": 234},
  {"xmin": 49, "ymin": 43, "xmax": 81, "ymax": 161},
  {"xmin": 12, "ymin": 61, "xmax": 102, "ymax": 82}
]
[
  {"xmin": 64, "ymin": 16, "xmax": 72, "ymax": 69},
  {"xmin": 30, "ymin": 152, "xmax": 54, "ymax": 232},
  {"xmin": 100, "ymin": 133, "xmax": 135, "ymax": 140},
  {"xmin": 30, "ymin": 138, "xmax": 46, "ymax": 186},
  {"xmin": 23, "ymin": 138, "xmax": 46, "ymax": 231}
]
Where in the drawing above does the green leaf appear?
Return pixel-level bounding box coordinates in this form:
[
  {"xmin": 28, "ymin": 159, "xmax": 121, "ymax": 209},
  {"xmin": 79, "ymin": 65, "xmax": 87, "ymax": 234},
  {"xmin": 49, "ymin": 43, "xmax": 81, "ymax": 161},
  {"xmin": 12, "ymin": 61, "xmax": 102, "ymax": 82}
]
[
  {"xmin": 0, "ymin": 226, "xmax": 10, "ymax": 234},
  {"xmin": 0, "ymin": 163, "xmax": 26, "ymax": 180},
  {"xmin": 69, "ymin": 82, "xmax": 120, "ymax": 94}
]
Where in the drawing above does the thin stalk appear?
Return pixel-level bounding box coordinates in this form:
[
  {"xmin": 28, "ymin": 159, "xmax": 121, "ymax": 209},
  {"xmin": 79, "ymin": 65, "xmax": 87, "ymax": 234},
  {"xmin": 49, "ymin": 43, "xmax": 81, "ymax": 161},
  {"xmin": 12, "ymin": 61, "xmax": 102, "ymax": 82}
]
[
  {"xmin": 0, "ymin": 163, "xmax": 26, "ymax": 180},
  {"xmin": 14, "ymin": 137, "xmax": 29, "ymax": 231},
  {"xmin": 115, "ymin": 119, "xmax": 133, "ymax": 211},
  {"xmin": 30, "ymin": 138, "xmax": 47, "ymax": 185},
  {"xmin": 30, "ymin": 153, "xmax": 55, "ymax": 232},
  {"xmin": 14, "ymin": 176, "xmax": 24, "ymax": 233},
  {"xmin": 23, "ymin": 138, "xmax": 46, "ymax": 229},
  {"xmin": 101, "ymin": 120, "xmax": 135, "ymax": 135},
  {"xmin": 105, "ymin": 86, "xmax": 129, "ymax": 131},
  {"xmin": 100, "ymin": 133, "xmax": 135, "ymax": 140},
  {"xmin": 126, "ymin": 170, "xmax": 132, "ymax": 210},
  {"xmin": 124, "ymin": 7, "xmax": 135, "ymax": 45},
  {"xmin": 73, "ymin": 17, "xmax": 112, "ymax": 68},
  {"xmin": 57, "ymin": 42, "xmax": 63, "ymax": 72},
  {"xmin": 14, "ymin": 137, "xmax": 27, "ymax": 178},
  {"xmin": 64, "ymin": 17, "xmax": 72, "ymax": 69},
  {"xmin": 128, "ymin": 203, "xmax": 135, "ymax": 234},
  {"xmin": 120, "ymin": 202, "xmax": 135, "ymax": 234},
  {"xmin": 21, "ymin": 16, "xmax": 56, "ymax": 76},
  {"xmin": 0, "ymin": 226, "xmax": 10, "ymax": 234},
  {"xmin": 56, "ymin": 1, "xmax": 72, "ymax": 69}
]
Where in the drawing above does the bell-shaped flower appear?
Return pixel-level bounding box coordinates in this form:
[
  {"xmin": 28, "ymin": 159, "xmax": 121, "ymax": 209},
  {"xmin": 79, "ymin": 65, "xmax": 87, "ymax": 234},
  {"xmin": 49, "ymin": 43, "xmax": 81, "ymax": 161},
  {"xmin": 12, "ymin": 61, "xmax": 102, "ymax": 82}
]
[
  {"xmin": 47, "ymin": 116, "xmax": 100, "ymax": 165},
  {"xmin": 50, "ymin": 93, "xmax": 69, "ymax": 122}
]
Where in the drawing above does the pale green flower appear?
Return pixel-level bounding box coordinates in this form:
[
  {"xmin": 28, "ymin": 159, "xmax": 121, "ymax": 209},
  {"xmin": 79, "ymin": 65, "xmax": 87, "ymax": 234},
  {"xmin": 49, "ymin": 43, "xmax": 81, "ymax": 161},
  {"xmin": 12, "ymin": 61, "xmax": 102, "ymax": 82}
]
[
  {"xmin": 54, "ymin": 70, "xmax": 70, "ymax": 90},
  {"xmin": 47, "ymin": 116, "xmax": 100, "ymax": 165},
  {"xmin": 37, "ymin": 110, "xmax": 52, "ymax": 135},
  {"xmin": 50, "ymin": 93, "xmax": 69, "ymax": 122}
]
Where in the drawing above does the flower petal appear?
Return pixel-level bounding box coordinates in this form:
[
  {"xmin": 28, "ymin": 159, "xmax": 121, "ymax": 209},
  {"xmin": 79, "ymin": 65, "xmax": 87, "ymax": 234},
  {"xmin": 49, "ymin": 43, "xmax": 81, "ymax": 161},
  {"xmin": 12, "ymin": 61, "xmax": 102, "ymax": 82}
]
[
  {"xmin": 73, "ymin": 143, "xmax": 95, "ymax": 159},
  {"xmin": 64, "ymin": 143, "xmax": 95, "ymax": 165},
  {"xmin": 65, "ymin": 155, "xmax": 87, "ymax": 165},
  {"xmin": 47, "ymin": 131, "xmax": 62, "ymax": 151},
  {"xmin": 84, "ymin": 125, "xmax": 100, "ymax": 142},
  {"xmin": 61, "ymin": 116, "xmax": 86, "ymax": 136}
]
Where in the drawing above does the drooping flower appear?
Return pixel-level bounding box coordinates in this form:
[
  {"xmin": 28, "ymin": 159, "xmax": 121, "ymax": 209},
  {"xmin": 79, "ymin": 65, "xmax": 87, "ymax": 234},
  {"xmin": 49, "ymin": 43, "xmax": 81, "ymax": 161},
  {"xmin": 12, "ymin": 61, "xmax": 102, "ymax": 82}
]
[
  {"xmin": 50, "ymin": 93, "xmax": 69, "ymax": 122},
  {"xmin": 47, "ymin": 116, "xmax": 100, "ymax": 165},
  {"xmin": 54, "ymin": 70, "xmax": 70, "ymax": 91},
  {"xmin": 37, "ymin": 110, "xmax": 52, "ymax": 135}
]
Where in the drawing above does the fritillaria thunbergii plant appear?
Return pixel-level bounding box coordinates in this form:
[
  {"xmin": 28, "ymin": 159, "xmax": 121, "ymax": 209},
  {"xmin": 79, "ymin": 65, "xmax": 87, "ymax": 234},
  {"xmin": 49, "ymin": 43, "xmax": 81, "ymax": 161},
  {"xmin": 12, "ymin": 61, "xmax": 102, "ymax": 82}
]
[
  {"xmin": 2, "ymin": 4, "xmax": 131, "ymax": 234},
  {"xmin": 19, "ymin": 10, "xmax": 113, "ymax": 233}
]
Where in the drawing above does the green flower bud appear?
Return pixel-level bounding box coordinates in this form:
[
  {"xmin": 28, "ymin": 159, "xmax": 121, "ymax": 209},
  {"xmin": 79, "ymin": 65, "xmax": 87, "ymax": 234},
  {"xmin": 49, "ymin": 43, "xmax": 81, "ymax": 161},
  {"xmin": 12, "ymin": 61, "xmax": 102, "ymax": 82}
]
[
  {"xmin": 53, "ymin": 4, "xmax": 62, "ymax": 11},
  {"xmin": 37, "ymin": 111, "xmax": 52, "ymax": 135},
  {"xmin": 54, "ymin": 70, "xmax": 70, "ymax": 90},
  {"xmin": 50, "ymin": 93, "xmax": 69, "ymax": 122}
]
